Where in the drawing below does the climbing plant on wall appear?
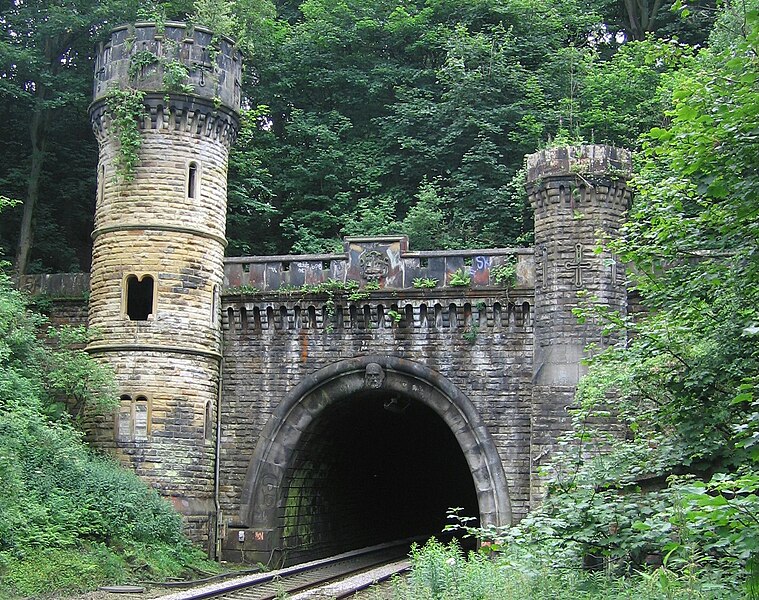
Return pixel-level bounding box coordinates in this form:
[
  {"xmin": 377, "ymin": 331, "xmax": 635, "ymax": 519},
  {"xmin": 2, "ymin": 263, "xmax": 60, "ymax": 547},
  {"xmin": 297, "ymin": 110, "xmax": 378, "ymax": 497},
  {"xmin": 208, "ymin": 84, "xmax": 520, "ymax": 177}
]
[{"xmin": 105, "ymin": 88, "xmax": 146, "ymax": 182}]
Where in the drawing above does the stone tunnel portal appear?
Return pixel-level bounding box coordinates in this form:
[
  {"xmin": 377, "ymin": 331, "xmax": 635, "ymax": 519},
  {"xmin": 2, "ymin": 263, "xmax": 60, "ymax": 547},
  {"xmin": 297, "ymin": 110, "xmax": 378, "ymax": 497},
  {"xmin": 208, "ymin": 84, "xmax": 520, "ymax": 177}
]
[{"xmin": 234, "ymin": 356, "xmax": 512, "ymax": 565}]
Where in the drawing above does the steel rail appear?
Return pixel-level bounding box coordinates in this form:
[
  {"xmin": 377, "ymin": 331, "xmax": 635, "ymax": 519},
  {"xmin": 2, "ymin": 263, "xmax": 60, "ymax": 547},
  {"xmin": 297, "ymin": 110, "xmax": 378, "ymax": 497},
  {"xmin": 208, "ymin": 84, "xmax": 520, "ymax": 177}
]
[{"xmin": 160, "ymin": 540, "xmax": 414, "ymax": 600}]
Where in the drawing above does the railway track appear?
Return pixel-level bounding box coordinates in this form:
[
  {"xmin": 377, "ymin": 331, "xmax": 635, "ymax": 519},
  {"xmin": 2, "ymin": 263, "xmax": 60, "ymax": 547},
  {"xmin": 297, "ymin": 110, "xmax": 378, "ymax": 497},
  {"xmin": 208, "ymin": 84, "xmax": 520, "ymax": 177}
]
[{"xmin": 160, "ymin": 541, "xmax": 412, "ymax": 600}]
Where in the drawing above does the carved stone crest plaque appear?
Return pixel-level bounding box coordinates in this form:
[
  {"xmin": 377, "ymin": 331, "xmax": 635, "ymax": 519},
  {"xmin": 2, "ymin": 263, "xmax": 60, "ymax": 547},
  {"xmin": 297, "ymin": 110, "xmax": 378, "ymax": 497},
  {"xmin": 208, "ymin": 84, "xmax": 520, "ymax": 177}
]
[{"xmin": 359, "ymin": 250, "xmax": 389, "ymax": 281}]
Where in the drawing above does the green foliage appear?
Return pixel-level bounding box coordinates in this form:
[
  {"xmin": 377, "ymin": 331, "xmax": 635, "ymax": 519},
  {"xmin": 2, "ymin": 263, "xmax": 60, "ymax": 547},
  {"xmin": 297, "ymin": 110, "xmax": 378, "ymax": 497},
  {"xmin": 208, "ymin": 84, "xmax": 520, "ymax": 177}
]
[
  {"xmin": 503, "ymin": 6, "xmax": 759, "ymax": 597},
  {"xmin": 448, "ymin": 268, "xmax": 471, "ymax": 287},
  {"xmin": 1, "ymin": 0, "xmax": 713, "ymax": 270},
  {"xmin": 44, "ymin": 326, "xmax": 117, "ymax": 420},
  {"xmin": 225, "ymin": 284, "xmax": 261, "ymax": 295},
  {"xmin": 128, "ymin": 49, "xmax": 193, "ymax": 94},
  {"xmin": 227, "ymin": 107, "xmax": 279, "ymax": 255},
  {"xmin": 462, "ymin": 324, "xmax": 479, "ymax": 344},
  {"xmin": 228, "ymin": 0, "xmax": 605, "ymax": 254},
  {"xmin": 0, "ymin": 258, "xmax": 214, "ymax": 597},
  {"xmin": 491, "ymin": 259, "xmax": 517, "ymax": 287},
  {"xmin": 162, "ymin": 60, "xmax": 194, "ymax": 94},
  {"xmin": 570, "ymin": 39, "xmax": 686, "ymax": 149},
  {"xmin": 387, "ymin": 309, "xmax": 402, "ymax": 324},
  {"xmin": 0, "ymin": 0, "xmax": 152, "ymax": 272},
  {"xmin": 127, "ymin": 50, "xmax": 160, "ymax": 80},
  {"xmin": 400, "ymin": 183, "xmax": 449, "ymax": 251},
  {"xmin": 0, "ymin": 545, "xmax": 125, "ymax": 596},
  {"xmin": 105, "ymin": 88, "xmax": 146, "ymax": 182},
  {"xmin": 380, "ymin": 536, "xmax": 736, "ymax": 599},
  {"xmin": 413, "ymin": 277, "xmax": 438, "ymax": 289},
  {"xmin": 270, "ymin": 278, "xmax": 378, "ymax": 328},
  {"xmin": 1, "ymin": 0, "xmax": 697, "ymax": 267}
]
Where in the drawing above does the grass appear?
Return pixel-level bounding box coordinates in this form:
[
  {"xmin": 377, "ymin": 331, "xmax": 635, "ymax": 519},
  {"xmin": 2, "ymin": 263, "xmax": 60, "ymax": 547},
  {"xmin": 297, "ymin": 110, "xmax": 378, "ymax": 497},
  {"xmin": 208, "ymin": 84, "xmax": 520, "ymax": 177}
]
[
  {"xmin": 0, "ymin": 541, "xmax": 221, "ymax": 599},
  {"xmin": 352, "ymin": 539, "xmax": 740, "ymax": 600}
]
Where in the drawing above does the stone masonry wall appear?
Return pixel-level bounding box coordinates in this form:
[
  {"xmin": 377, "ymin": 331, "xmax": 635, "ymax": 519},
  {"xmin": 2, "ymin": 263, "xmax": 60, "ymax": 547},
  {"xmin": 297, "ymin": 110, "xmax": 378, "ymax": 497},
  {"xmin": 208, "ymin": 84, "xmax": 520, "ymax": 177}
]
[
  {"xmin": 17, "ymin": 146, "xmax": 631, "ymax": 557},
  {"xmin": 527, "ymin": 145, "xmax": 632, "ymax": 505},
  {"xmin": 85, "ymin": 351, "xmax": 219, "ymax": 544},
  {"xmin": 85, "ymin": 21, "xmax": 240, "ymax": 548},
  {"xmin": 218, "ymin": 290, "xmax": 535, "ymax": 531},
  {"xmin": 15, "ymin": 275, "xmax": 89, "ymax": 332}
]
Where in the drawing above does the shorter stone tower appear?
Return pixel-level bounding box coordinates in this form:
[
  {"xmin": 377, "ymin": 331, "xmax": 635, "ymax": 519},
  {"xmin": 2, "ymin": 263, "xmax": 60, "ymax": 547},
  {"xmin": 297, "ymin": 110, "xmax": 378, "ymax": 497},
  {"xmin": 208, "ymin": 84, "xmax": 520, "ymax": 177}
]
[
  {"xmin": 86, "ymin": 22, "xmax": 242, "ymax": 548},
  {"xmin": 526, "ymin": 145, "xmax": 632, "ymax": 504}
]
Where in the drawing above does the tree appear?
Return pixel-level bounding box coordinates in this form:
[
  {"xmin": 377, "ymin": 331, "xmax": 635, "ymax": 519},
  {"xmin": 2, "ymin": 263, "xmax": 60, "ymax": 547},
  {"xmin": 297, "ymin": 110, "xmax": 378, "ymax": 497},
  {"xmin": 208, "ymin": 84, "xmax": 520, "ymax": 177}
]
[
  {"xmin": 516, "ymin": 1, "xmax": 759, "ymax": 584},
  {"xmin": 232, "ymin": 0, "xmax": 605, "ymax": 253},
  {"xmin": 0, "ymin": 0, "xmax": 150, "ymax": 275},
  {"xmin": 624, "ymin": 0, "xmax": 666, "ymax": 40}
]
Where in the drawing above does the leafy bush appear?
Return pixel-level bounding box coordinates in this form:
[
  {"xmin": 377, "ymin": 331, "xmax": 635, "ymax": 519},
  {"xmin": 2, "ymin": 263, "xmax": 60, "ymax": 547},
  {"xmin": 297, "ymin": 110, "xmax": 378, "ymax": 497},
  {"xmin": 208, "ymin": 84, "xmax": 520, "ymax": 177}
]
[
  {"xmin": 0, "ymin": 268, "xmax": 216, "ymax": 597},
  {"xmin": 447, "ymin": 268, "xmax": 471, "ymax": 287},
  {"xmin": 490, "ymin": 259, "xmax": 517, "ymax": 287},
  {"xmin": 412, "ymin": 277, "xmax": 438, "ymax": 289},
  {"xmin": 456, "ymin": 7, "xmax": 759, "ymax": 598},
  {"xmin": 379, "ymin": 537, "xmax": 737, "ymax": 599}
]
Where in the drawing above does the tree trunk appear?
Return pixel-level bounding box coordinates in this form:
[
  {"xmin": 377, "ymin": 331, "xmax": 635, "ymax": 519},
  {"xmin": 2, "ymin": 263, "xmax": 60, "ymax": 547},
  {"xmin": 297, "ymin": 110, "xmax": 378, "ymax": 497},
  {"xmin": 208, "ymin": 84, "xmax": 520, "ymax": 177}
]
[
  {"xmin": 14, "ymin": 95, "xmax": 50, "ymax": 275},
  {"xmin": 624, "ymin": 0, "xmax": 666, "ymax": 41}
]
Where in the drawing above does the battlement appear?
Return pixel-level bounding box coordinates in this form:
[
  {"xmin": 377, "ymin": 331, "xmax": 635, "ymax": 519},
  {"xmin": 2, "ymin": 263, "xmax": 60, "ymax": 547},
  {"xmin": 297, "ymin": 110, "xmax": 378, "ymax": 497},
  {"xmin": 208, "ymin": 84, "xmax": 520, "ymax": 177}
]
[
  {"xmin": 223, "ymin": 236, "xmax": 535, "ymax": 292},
  {"xmin": 92, "ymin": 22, "xmax": 242, "ymax": 111},
  {"xmin": 525, "ymin": 145, "xmax": 632, "ymax": 183}
]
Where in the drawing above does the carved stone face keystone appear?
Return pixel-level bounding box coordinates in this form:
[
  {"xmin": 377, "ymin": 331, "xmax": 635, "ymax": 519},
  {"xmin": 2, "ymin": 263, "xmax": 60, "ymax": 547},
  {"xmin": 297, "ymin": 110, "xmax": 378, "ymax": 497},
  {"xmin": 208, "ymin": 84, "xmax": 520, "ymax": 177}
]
[{"xmin": 364, "ymin": 363, "xmax": 385, "ymax": 389}]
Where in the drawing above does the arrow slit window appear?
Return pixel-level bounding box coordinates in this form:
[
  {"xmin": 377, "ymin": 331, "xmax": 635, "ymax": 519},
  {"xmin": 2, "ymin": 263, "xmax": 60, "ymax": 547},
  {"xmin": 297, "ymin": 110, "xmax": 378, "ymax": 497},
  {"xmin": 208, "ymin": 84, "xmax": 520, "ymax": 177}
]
[{"xmin": 188, "ymin": 161, "xmax": 199, "ymax": 199}]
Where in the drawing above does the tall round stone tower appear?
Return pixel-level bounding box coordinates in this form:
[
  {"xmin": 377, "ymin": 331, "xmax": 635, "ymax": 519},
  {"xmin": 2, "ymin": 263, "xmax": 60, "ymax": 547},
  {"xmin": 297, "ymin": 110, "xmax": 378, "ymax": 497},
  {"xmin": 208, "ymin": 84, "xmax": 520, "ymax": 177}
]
[
  {"xmin": 525, "ymin": 145, "xmax": 632, "ymax": 506},
  {"xmin": 86, "ymin": 22, "xmax": 242, "ymax": 549}
]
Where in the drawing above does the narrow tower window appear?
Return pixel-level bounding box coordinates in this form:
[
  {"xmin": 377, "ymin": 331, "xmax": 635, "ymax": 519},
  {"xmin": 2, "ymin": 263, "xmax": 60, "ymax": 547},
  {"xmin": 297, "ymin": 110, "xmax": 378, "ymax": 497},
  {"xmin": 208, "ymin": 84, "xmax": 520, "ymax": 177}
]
[
  {"xmin": 98, "ymin": 164, "xmax": 105, "ymax": 204},
  {"xmin": 188, "ymin": 161, "xmax": 199, "ymax": 198},
  {"xmin": 125, "ymin": 274, "xmax": 155, "ymax": 320},
  {"xmin": 134, "ymin": 396, "xmax": 149, "ymax": 440},
  {"xmin": 204, "ymin": 400, "xmax": 214, "ymax": 441},
  {"xmin": 116, "ymin": 394, "xmax": 151, "ymax": 441},
  {"xmin": 117, "ymin": 395, "xmax": 133, "ymax": 441},
  {"xmin": 211, "ymin": 284, "xmax": 219, "ymax": 325}
]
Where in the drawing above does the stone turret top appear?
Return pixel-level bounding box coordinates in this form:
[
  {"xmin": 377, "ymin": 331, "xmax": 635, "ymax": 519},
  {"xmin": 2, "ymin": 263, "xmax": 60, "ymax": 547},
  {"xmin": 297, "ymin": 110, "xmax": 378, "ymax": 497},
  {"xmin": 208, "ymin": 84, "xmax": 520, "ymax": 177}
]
[
  {"xmin": 525, "ymin": 145, "xmax": 632, "ymax": 183},
  {"xmin": 92, "ymin": 22, "xmax": 242, "ymax": 112}
]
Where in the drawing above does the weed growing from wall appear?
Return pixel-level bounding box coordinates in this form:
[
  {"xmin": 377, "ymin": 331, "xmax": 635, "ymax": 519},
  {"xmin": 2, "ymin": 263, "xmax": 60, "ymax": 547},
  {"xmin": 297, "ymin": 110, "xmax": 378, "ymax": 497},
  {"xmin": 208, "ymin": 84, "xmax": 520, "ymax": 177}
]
[
  {"xmin": 162, "ymin": 60, "xmax": 193, "ymax": 94},
  {"xmin": 462, "ymin": 323, "xmax": 479, "ymax": 344},
  {"xmin": 491, "ymin": 258, "xmax": 517, "ymax": 287},
  {"xmin": 412, "ymin": 277, "xmax": 438, "ymax": 289},
  {"xmin": 448, "ymin": 268, "xmax": 471, "ymax": 287}
]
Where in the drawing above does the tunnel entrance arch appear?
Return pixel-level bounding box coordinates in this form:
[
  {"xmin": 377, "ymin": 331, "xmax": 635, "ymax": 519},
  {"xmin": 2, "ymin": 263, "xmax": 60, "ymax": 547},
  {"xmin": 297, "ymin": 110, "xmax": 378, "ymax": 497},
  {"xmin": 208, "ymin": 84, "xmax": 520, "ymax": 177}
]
[{"xmin": 240, "ymin": 355, "xmax": 512, "ymax": 563}]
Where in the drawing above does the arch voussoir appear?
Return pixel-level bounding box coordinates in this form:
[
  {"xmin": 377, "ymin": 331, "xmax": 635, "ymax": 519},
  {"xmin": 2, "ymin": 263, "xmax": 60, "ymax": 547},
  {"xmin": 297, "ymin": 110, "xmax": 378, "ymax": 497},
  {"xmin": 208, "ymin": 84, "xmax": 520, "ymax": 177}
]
[{"xmin": 241, "ymin": 355, "xmax": 512, "ymax": 542}]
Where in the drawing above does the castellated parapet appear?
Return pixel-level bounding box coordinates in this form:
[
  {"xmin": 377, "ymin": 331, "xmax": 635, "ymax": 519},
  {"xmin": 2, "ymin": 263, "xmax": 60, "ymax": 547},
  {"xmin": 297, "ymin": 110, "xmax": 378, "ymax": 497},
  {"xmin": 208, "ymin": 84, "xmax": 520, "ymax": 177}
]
[
  {"xmin": 526, "ymin": 145, "xmax": 632, "ymax": 505},
  {"xmin": 86, "ymin": 22, "xmax": 241, "ymax": 549},
  {"xmin": 90, "ymin": 22, "xmax": 242, "ymax": 147}
]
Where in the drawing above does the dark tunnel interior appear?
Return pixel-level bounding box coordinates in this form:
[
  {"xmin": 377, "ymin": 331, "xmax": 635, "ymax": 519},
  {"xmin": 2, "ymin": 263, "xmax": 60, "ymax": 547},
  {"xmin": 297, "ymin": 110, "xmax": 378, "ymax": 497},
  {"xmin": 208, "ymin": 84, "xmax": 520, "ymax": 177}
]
[{"xmin": 277, "ymin": 390, "xmax": 480, "ymax": 563}]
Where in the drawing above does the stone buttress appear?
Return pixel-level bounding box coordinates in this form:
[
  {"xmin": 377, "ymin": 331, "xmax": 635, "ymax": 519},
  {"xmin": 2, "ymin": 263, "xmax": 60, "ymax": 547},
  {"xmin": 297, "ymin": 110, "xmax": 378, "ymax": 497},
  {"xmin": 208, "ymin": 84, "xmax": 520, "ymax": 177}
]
[
  {"xmin": 526, "ymin": 145, "xmax": 632, "ymax": 505},
  {"xmin": 86, "ymin": 22, "xmax": 242, "ymax": 548}
]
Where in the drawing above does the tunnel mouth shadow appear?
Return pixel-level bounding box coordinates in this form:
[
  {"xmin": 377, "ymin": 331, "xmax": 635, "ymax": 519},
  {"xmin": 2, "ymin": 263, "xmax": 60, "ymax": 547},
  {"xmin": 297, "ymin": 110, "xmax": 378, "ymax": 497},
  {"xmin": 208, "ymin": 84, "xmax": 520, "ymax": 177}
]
[
  {"xmin": 278, "ymin": 389, "xmax": 480, "ymax": 561},
  {"xmin": 239, "ymin": 355, "xmax": 511, "ymax": 565}
]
